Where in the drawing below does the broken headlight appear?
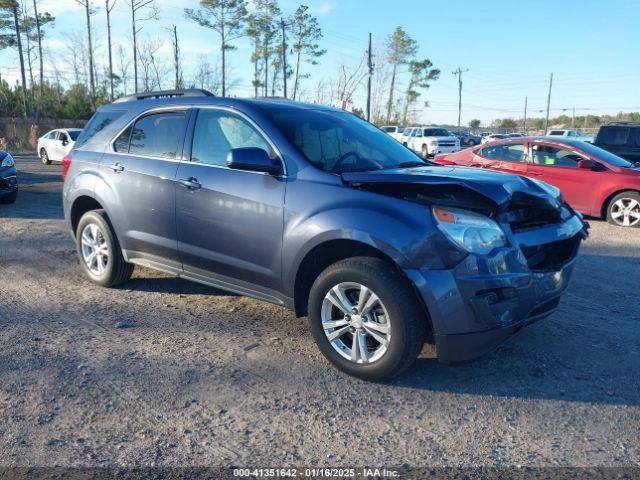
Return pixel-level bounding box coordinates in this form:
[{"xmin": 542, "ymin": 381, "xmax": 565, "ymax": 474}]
[{"xmin": 432, "ymin": 206, "xmax": 507, "ymax": 255}]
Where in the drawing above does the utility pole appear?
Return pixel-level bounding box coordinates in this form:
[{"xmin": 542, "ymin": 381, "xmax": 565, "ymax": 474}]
[
  {"xmin": 544, "ymin": 72, "xmax": 553, "ymax": 133},
  {"xmin": 523, "ymin": 96, "xmax": 528, "ymax": 134},
  {"xmin": 453, "ymin": 67, "xmax": 468, "ymax": 132},
  {"xmin": 280, "ymin": 18, "xmax": 288, "ymax": 98},
  {"xmin": 172, "ymin": 25, "xmax": 180, "ymax": 89},
  {"xmin": 366, "ymin": 32, "xmax": 373, "ymax": 122}
]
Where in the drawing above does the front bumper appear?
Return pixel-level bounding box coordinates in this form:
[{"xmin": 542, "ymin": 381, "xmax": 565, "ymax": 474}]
[
  {"xmin": 404, "ymin": 215, "xmax": 587, "ymax": 364},
  {"xmin": 427, "ymin": 144, "xmax": 460, "ymax": 156}
]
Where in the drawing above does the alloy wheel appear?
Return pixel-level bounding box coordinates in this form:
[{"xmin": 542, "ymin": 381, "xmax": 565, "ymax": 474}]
[
  {"xmin": 80, "ymin": 223, "xmax": 109, "ymax": 276},
  {"xmin": 610, "ymin": 198, "xmax": 640, "ymax": 227},
  {"xmin": 321, "ymin": 282, "xmax": 391, "ymax": 364}
]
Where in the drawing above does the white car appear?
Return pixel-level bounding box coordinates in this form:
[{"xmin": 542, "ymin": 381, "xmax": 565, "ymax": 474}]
[
  {"xmin": 400, "ymin": 127, "xmax": 417, "ymax": 146},
  {"xmin": 381, "ymin": 125, "xmax": 406, "ymax": 142},
  {"xmin": 37, "ymin": 128, "xmax": 82, "ymax": 164},
  {"xmin": 546, "ymin": 129, "xmax": 593, "ymax": 143},
  {"xmin": 410, "ymin": 127, "xmax": 461, "ymax": 158}
]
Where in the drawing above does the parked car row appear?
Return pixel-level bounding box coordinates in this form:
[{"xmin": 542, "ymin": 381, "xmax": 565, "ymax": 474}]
[{"xmin": 435, "ymin": 137, "xmax": 640, "ymax": 227}]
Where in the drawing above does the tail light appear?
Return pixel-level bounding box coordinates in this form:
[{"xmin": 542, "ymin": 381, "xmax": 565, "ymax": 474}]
[{"xmin": 61, "ymin": 153, "xmax": 72, "ymax": 181}]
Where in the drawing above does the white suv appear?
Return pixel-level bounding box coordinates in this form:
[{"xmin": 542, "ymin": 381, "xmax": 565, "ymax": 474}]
[
  {"xmin": 410, "ymin": 127, "xmax": 461, "ymax": 158},
  {"xmin": 381, "ymin": 125, "xmax": 406, "ymax": 142}
]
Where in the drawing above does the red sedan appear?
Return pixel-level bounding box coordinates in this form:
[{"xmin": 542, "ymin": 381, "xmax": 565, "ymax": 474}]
[{"xmin": 434, "ymin": 137, "xmax": 640, "ymax": 227}]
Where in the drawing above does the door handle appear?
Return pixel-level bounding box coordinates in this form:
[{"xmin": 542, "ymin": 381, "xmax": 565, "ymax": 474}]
[
  {"xmin": 108, "ymin": 163, "xmax": 124, "ymax": 173},
  {"xmin": 178, "ymin": 177, "xmax": 202, "ymax": 190},
  {"xmin": 528, "ymin": 171, "xmax": 543, "ymax": 176}
]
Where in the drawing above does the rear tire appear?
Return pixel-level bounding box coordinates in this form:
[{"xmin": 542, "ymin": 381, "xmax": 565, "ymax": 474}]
[
  {"xmin": 40, "ymin": 148, "xmax": 51, "ymax": 165},
  {"xmin": 308, "ymin": 256, "xmax": 428, "ymax": 381},
  {"xmin": 76, "ymin": 209, "xmax": 134, "ymax": 287},
  {"xmin": 606, "ymin": 191, "xmax": 640, "ymax": 228}
]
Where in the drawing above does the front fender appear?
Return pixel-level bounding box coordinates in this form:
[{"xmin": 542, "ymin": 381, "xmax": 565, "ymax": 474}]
[{"xmin": 281, "ymin": 179, "xmax": 449, "ymax": 298}]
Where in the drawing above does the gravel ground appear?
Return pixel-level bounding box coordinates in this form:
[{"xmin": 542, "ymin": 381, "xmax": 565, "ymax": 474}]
[{"xmin": 0, "ymin": 157, "xmax": 639, "ymax": 471}]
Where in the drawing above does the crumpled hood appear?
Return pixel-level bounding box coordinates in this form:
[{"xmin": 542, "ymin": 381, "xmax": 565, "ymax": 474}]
[{"xmin": 342, "ymin": 165, "xmax": 562, "ymax": 209}]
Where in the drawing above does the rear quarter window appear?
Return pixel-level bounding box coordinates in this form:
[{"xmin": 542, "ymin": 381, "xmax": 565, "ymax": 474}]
[{"xmin": 74, "ymin": 110, "xmax": 125, "ymax": 148}]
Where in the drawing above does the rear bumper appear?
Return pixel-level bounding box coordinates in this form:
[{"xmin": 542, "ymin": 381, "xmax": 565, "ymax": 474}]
[{"xmin": 404, "ymin": 217, "xmax": 586, "ymax": 364}]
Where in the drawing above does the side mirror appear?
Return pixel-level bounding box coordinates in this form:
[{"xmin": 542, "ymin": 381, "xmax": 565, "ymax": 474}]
[
  {"xmin": 578, "ymin": 159, "xmax": 596, "ymax": 170},
  {"xmin": 227, "ymin": 147, "xmax": 280, "ymax": 175},
  {"xmin": 62, "ymin": 140, "xmax": 68, "ymax": 146}
]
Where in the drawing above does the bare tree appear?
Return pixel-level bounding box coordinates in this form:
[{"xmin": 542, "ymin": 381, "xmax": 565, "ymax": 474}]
[
  {"xmin": 74, "ymin": 0, "xmax": 96, "ymax": 103},
  {"xmin": 127, "ymin": 0, "xmax": 158, "ymax": 93},
  {"xmin": 335, "ymin": 57, "xmax": 366, "ymax": 110},
  {"xmin": 32, "ymin": 0, "xmax": 45, "ymax": 102},
  {"xmin": 64, "ymin": 30, "xmax": 89, "ymax": 87},
  {"xmin": 190, "ymin": 53, "xmax": 221, "ymax": 94},
  {"xmin": 184, "ymin": 0, "xmax": 247, "ymax": 97},
  {"xmin": 116, "ymin": 43, "xmax": 131, "ymax": 94},
  {"xmin": 105, "ymin": 0, "xmax": 117, "ymax": 100}
]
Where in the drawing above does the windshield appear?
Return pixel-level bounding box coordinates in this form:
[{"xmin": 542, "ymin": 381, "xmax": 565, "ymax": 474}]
[
  {"xmin": 264, "ymin": 107, "xmax": 427, "ymax": 173},
  {"xmin": 68, "ymin": 130, "xmax": 81, "ymax": 140},
  {"xmin": 577, "ymin": 141, "xmax": 634, "ymax": 167}
]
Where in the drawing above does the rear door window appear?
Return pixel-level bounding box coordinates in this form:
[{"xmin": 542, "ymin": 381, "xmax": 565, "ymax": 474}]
[
  {"xmin": 75, "ymin": 110, "xmax": 125, "ymax": 148},
  {"xmin": 128, "ymin": 111, "xmax": 187, "ymax": 159}
]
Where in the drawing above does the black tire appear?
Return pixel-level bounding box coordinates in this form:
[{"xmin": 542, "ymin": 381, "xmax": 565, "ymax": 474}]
[
  {"xmin": 421, "ymin": 144, "xmax": 428, "ymax": 159},
  {"xmin": 0, "ymin": 190, "xmax": 17, "ymax": 204},
  {"xmin": 605, "ymin": 191, "xmax": 640, "ymax": 228},
  {"xmin": 308, "ymin": 256, "xmax": 428, "ymax": 381},
  {"xmin": 76, "ymin": 209, "xmax": 133, "ymax": 287},
  {"xmin": 40, "ymin": 148, "xmax": 51, "ymax": 165}
]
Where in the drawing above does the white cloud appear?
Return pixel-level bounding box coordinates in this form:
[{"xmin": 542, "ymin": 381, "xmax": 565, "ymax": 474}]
[{"xmin": 312, "ymin": 1, "xmax": 337, "ymax": 15}]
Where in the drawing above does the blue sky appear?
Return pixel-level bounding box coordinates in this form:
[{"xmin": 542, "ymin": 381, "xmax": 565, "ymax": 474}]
[{"xmin": 2, "ymin": 0, "xmax": 639, "ymax": 125}]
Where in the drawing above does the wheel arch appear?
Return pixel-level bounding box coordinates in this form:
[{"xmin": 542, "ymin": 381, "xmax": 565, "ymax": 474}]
[
  {"xmin": 600, "ymin": 188, "xmax": 640, "ymax": 219},
  {"xmin": 69, "ymin": 195, "xmax": 105, "ymax": 236},
  {"xmin": 291, "ymin": 238, "xmax": 431, "ymax": 331}
]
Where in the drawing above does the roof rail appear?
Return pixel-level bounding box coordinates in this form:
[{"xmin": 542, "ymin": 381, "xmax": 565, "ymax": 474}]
[{"xmin": 113, "ymin": 89, "xmax": 214, "ymax": 103}]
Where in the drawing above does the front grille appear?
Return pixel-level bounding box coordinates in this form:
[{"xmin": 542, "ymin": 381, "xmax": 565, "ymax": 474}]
[
  {"xmin": 508, "ymin": 205, "xmax": 571, "ymax": 232},
  {"xmin": 439, "ymin": 142, "xmax": 456, "ymax": 146},
  {"xmin": 521, "ymin": 235, "xmax": 580, "ymax": 272}
]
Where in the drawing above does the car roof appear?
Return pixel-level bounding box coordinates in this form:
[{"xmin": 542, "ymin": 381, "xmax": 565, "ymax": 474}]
[
  {"xmin": 101, "ymin": 95, "xmax": 341, "ymax": 115},
  {"xmin": 479, "ymin": 136, "xmax": 589, "ymax": 148}
]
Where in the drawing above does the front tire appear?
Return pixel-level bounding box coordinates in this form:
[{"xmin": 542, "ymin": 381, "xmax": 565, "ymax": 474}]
[
  {"xmin": 0, "ymin": 191, "xmax": 17, "ymax": 204},
  {"xmin": 308, "ymin": 257, "xmax": 428, "ymax": 381},
  {"xmin": 606, "ymin": 191, "xmax": 640, "ymax": 228},
  {"xmin": 76, "ymin": 209, "xmax": 133, "ymax": 287},
  {"xmin": 421, "ymin": 144, "xmax": 429, "ymax": 159},
  {"xmin": 40, "ymin": 148, "xmax": 51, "ymax": 165}
]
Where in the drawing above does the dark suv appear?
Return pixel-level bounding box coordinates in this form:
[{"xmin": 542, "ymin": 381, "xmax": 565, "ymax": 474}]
[
  {"xmin": 594, "ymin": 123, "xmax": 640, "ymax": 163},
  {"xmin": 62, "ymin": 90, "xmax": 588, "ymax": 380}
]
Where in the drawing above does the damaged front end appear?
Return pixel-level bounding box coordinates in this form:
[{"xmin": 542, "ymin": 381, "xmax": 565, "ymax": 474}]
[{"xmin": 342, "ymin": 166, "xmax": 589, "ymax": 363}]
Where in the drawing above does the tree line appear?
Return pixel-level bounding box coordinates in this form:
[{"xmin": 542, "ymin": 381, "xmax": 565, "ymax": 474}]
[{"xmin": 0, "ymin": 0, "xmax": 440, "ymax": 123}]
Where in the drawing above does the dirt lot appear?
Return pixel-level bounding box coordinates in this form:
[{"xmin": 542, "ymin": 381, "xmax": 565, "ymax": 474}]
[{"xmin": 1, "ymin": 157, "xmax": 639, "ymax": 471}]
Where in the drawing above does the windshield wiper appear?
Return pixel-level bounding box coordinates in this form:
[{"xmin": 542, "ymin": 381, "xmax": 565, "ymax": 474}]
[{"xmin": 397, "ymin": 161, "xmax": 427, "ymax": 168}]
